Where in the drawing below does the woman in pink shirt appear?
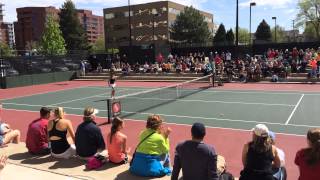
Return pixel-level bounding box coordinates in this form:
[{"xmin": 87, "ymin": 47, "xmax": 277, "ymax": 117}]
[
  {"xmin": 295, "ymin": 128, "xmax": 320, "ymax": 180},
  {"xmin": 107, "ymin": 117, "xmax": 131, "ymax": 164}
]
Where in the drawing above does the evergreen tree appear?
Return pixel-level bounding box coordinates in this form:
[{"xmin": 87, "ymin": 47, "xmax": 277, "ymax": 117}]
[
  {"xmin": 226, "ymin": 29, "xmax": 235, "ymax": 45},
  {"xmin": 213, "ymin": 23, "xmax": 226, "ymax": 45},
  {"xmin": 171, "ymin": 6, "xmax": 212, "ymax": 43},
  {"xmin": 59, "ymin": 0, "xmax": 89, "ymax": 51},
  {"xmin": 40, "ymin": 15, "xmax": 66, "ymax": 55},
  {"xmin": 255, "ymin": 19, "xmax": 272, "ymax": 41}
]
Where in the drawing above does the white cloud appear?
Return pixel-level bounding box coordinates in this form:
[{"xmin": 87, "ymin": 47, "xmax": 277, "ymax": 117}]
[
  {"xmin": 3, "ymin": 0, "xmax": 208, "ymax": 22},
  {"xmin": 239, "ymin": 0, "xmax": 294, "ymax": 8}
]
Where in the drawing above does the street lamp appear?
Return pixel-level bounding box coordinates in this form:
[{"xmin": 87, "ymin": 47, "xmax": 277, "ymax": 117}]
[
  {"xmin": 249, "ymin": 2, "xmax": 256, "ymax": 45},
  {"xmin": 236, "ymin": 0, "xmax": 239, "ymax": 47},
  {"xmin": 272, "ymin": 17, "xmax": 277, "ymax": 43},
  {"xmin": 151, "ymin": 9, "xmax": 159, "ymax": 63},
  {"xmin": 128, "ymin": 0, "xmax": 132, "ymax": 62}
]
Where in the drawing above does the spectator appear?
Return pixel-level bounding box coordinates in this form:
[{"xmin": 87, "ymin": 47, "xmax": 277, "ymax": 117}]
[
  {"xmin": 240, "ymin": 124, "xmax": 281, "ymax": 180},
  {"xmin": 0, "ymin": 122, "xmax": 20, "ymax": 147},
  {"xmin": 48, "ymin": 107, "xmax": 76, "ymax": 159},
  {"xmin": 75, "ymin": 107, "xmax": 105, "ymax": 159},
  {"xmin": 130, "ymin": 115, "xmax": 171, "ymax": 177},
  {"xmin": 295, "ymin": 128, "xmax": 320, "ymax": 180},
  {"xmin": 171, "ymin": 122, "xmax": 219, "ymax": 180},
  {"xmin": 26, "ymin": 107, "xmax": 52, "ymax": 155},
  {"xmin": 0, "ymin": 155, "xmax": 7, "ymax": 173},
  {"xmin": 107, "ymin": 117, "xmax": 131, "ymax": 164},
  {"xmin": 269, "ymin": 131, "xmax": 287, "ymax": 180}
]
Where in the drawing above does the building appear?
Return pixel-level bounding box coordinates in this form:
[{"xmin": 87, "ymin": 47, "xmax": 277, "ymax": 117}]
[
  {"xmin": 1, "ymin": 23, "xmax": 14, "ymax": 48},
  {"xmin": 103, "ymin": 1, "xmax": 215, "ymax": 56},
  {"xmin": 14, "ymin": 6, "xmax": 104, "ymax": 51},
  {"xmin": 77, "ymin": 9, "xmax": 104, "ymax": 43},
  {"xmin": 0, "ymin": 3, "xmax": 15, "ymax": 48},
  {"xmin": 14, "ymin": 6, "xmax": 58, "ymax": 51}
]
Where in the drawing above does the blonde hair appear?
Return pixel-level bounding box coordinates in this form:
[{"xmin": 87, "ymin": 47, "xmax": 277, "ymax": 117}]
[
  {"xmin": 146, "ymin": 114, "xmax": 163, "ymax": 130},
  {"xmin": 54, "ymin": 107, "xmax": 64, "ymax": 119}
]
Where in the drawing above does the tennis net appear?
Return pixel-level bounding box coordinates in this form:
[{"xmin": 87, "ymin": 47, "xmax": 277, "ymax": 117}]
[{"xmin": 106, "ymin": 74, "xmax": 213, "ymax": 122}]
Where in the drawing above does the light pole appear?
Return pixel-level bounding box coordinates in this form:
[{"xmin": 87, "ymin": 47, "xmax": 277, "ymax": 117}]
[
  {"xmin": 236, "ymin": 0, "xmax": 239, "ymax": 47},
  {"xmin": 249, "ymin": 2, "xmax": 256, "ymax": 45},
  {"xmin": 152, "ymin": 10, "xmax": 159, "ymax": 62},
  {"xmin": 128, "ymin": 0, "xmax": 132, "ymax": 62},
  {"xmin": 272, "ymin": 17, "xmax": 277, "ymax": 43}
]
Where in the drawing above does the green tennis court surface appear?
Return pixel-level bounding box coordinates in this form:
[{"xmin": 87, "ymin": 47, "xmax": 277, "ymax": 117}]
[{"xmin": 2, "ymin": 86, "xmax": 319, "ymax": 135}]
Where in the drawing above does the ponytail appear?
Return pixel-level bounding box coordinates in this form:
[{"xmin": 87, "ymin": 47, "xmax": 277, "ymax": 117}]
[
  {"xmin": 109, "ymin": 117, "xmax": 123, "ymax": 144},
  {"xmin": 305, "ymin": 128, "xmax": 320, "ymax": 166}
]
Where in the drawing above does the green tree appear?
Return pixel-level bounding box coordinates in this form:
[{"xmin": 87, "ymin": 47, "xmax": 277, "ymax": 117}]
[
  {"xmin": 91, "ymin": 36, "xmax": 105, "ymax": 53},
  {"xmin": 237, "ymin": 28, "xmax": 250, "ymax": 45},
  {"xmin": 40, "ymin": 15, "xmax": 66, "ymax": 55},
  {"xmin": 303, "ymin": 22, "xmax": 317, "ymax": 41},
  {"xmin": 0, "ymin": 43, "xmax": 13, "ymax": 57},
  {"xmin": 213, "ymin": 24, "xmax": 226, "ymax": 45},
  {"xmin": 59, "ymin": 0, "xmax": 89, "ymax": 51},
  {"xmin": 226, "ymin": 29, "xmax": 235, "ymax": 45},
  {"xmin": 296, "ymin": 0, "xmax": 320, "ymax": 40},
  {"xmin": 255, "ymin": 19, "xmax": 272, "ymax": 42},
  {"xmin": 170, "ymin": 6, "xmax": 212, "ymax": 43},
  {"xmin": 271, "ymin": 25, "xmax": 287, "ymax": 43}
]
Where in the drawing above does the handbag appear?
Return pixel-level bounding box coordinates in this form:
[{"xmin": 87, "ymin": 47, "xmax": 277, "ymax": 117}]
[{"xmin": 130, "ymin": 132, "xmax": 155, "ymax": 166}]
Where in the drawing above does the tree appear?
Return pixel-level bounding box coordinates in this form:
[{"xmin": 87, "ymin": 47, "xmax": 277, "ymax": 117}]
[
  {"xmin": 255, "ymin": 19, "xmax": 272, "ymax": 42},
  {"xmin": 0, "ymin": 43, "xmax": 13, "ymax": 57},
  {"xmin": 303, "ymin": 22, "xmax": 317, "ymax": 41},
  {"xmin": 226, "ymin": 29, "xmax": 235, "ymax": 45},
  {"xmin": 271, "ymin": 25, "xmax": 287, "ymax": 43},
  {"xmin": 213, "ymin": 24, "xmax": 226, "ymax": 45},
  {"xmin": 59, "ymin": 0, "xmax": 89, "ymax": 51},
  {"xmin": 91, "ymin": 36, "xmax": 105, "ymax": 53},
  {"xmin": 238, "ymin": 28, "xmax": 250, "ymax": 45},
  {"xmin": 170, "ymin": 6, "xmax": 212, "ymax": 43},
  {"xmin": 296, "ymin": 0, "xmax": 320, "ymax": 40},
  {"xmin": 40, "ymin": 15, "xmax": 66, "ymax": 55}
]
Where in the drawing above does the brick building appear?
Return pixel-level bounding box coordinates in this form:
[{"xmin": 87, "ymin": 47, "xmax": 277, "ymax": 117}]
[
  {"xmin": 14, "ymin": 6, "xmax": 58, "ymax": 51},
  {"xmin": 14, "ymin": 6, "xmax": 104, "ymax": 51},
  {"xmin": 77, "ymin": 9, "xmax": 104, "ymax": 43},
  {"xmin": 103, "ymin": 1, "xmax": 215, "ymax": 56}
]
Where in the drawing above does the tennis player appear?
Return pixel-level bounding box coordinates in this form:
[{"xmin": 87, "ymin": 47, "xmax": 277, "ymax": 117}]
[{"xmin": 109, "ymin": 74, "xmax": 116, "ymax": 98}]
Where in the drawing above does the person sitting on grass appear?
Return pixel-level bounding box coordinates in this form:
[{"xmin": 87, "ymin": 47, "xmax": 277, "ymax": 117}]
[
  {"xmin": 269, "ymin": 131, "xmax": 287, "ymax": 180},
  {"xmin": 107, "ymin": 117, "xmax": 131, "ymax": 164},
  {"xmin": 240, "ymin": 124, "xmax": 281, "ymax": 180},
  {"xmin": 171, "ymin": 122, "xmax": 219, "ymax": 180},
  {"xmin": 75, "ymin": 107, "xmax": 106, "ymax": 159},
  {"xmin": 48, "ymin": 107, "xmax": 76, "ymax": 159},
  {"xmin": 26, "ymin": 107, "xmax": 52, "ymax": 155},
  {"xmin": 295, "ymin": 128, "xmax": 320, "ymax": 180},
  {"xmin": 130, "ymin": 115, "xmax": 171, "ymax": 177}
]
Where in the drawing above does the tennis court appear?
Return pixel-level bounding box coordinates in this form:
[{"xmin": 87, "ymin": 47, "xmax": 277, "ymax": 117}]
[{"xmin": 2, "ymin": 80, "xmax": 319, "ymax": 136}]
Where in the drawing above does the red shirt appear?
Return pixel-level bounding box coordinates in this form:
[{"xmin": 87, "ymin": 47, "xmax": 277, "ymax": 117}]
[
  {"xmin": 295, "ymin": 149, "xmax": 320, "ymax": 180},
  {"xmin": 26, "ymin": 118, "xmax": 49, "ymax": 153}
]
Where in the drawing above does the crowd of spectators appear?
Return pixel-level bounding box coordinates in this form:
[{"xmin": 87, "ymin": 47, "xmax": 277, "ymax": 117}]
[
  {"xmin": 1, "ymin": 100, "xmax": 320, "ymax": 179},
  {"xmin": 96, "ymin": 47, "xmax": 320, "ymax": 83}
]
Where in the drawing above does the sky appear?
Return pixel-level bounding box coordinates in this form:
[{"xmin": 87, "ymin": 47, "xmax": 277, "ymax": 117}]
[{"xmin": 2, "ymin": 0, "xmax": 299, "ymax": 32}]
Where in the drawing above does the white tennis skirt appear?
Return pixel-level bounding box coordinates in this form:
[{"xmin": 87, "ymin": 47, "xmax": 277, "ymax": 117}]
[{"xmin": 110, "ymin": 84, "xmax": 116, "ymax": 88}]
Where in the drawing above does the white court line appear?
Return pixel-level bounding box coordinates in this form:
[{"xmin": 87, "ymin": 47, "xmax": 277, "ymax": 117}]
[
  {"xmin": 0, "ymin": 85, "xmax": 91, "ymax": 101},
  {"xmin": 106, "ymin": 97, "xmax": 294, "ymax": 107},
  {"xmin": 1, "ymin": 107, "xmax": 308, "ymax": 137},
  {"xmin": 47, "ymin": 88, "xmax": 131, "ymax": 106},
  {"xmin": 285, "ymin": 94, "xmax": 305, "ymax": 125}
]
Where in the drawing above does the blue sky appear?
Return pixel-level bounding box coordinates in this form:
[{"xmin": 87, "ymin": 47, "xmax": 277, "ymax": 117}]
[{"xmin": 3, "ymin": 0, "xmax": 299, "ymax": 32}]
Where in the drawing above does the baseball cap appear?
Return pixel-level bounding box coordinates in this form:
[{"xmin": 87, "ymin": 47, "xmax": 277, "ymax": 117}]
[
  {"xmin": 252, "ymin": 124, "xmax": 269, "ymax": 137},
  {"xmin": 191, "ymin": 122, "xmax": 206, "ymax": 139}
]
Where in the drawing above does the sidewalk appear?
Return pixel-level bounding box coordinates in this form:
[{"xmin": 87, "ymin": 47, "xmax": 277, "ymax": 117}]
[{"xmin": 0, "ymin": 143, "xmax": 174, "ymax": 180}]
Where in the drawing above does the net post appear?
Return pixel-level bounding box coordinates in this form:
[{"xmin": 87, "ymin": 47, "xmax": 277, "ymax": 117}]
[
  {"xmin": 107, "ymin": 98, "xmax": 112, "ymax": 124},
  {"xmin": 211, "ymin": 73, "xmax": 215, "ymax": 87}
]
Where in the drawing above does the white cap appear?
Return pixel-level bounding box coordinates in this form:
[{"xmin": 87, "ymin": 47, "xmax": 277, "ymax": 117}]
[{"xmin": 252, "ymin": 124, "xmax": 269, "ymax": 137}]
